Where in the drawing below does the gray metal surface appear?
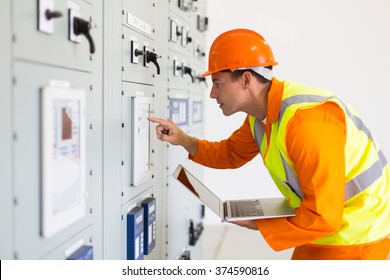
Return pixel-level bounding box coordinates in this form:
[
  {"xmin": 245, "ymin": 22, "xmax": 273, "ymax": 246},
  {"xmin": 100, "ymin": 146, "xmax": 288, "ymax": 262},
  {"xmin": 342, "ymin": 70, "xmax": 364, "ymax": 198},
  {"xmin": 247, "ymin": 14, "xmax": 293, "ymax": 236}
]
[
  {"xmin": 3, "ymin": 0, "xmax": 103, "ymax": 259},
  {"xmin": 13, "ymin": 0, "xmax": 94, "ymax": 71},
  {"xmin": 1, "ymin": 0, "xmax": 206, "ymax": 260},
  {"xmin": 0, "ymin": 0, "xmax": 14, "ymax": 260}
]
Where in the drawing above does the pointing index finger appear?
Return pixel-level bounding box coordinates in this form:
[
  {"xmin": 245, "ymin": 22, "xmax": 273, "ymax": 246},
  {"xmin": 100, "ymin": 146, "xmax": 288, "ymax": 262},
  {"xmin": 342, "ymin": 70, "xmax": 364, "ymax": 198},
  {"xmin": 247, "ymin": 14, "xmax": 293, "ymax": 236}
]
[
  {"xmin": 147, "ymin": 116, "xmax": 165, "ymax": 124},
  {"xmin": 147, "ymin": 117, "xmax": 171, "ymax": 132}
]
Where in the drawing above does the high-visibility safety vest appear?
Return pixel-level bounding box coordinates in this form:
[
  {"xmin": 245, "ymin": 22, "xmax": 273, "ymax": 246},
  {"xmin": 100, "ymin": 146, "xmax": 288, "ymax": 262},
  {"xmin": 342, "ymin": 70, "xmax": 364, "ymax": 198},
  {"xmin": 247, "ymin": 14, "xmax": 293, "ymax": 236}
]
[{"xmin": 249, "ymin": 80, "xmax": 390, "ymax": 246}]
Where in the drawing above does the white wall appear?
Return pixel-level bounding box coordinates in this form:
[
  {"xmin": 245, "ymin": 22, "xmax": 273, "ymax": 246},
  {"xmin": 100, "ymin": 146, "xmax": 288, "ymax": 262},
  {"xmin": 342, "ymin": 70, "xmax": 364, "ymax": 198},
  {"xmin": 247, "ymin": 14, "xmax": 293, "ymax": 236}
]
[{"xmin": 203, "ymin": 0, "xmax": 390, "ymax": 224}]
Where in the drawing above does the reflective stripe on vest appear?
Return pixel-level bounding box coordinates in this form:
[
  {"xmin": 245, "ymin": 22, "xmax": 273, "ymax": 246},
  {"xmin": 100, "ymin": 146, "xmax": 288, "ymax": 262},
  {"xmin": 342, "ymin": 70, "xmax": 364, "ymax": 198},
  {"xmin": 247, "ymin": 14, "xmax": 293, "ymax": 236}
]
[{"xmin": 254, "ymin": 118, "xmax": 304, "ymax": 200}]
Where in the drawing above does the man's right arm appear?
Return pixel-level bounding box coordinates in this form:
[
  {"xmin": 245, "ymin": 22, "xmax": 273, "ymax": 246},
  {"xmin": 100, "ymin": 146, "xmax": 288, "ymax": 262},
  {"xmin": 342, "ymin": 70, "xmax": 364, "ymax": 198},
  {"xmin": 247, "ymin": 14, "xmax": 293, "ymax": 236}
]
[
  {"xmin": 190, "ymin": 116, "xmax": 259, "ymax": 168},
  {"xmin": 148, "ymin": 115, "xmax": 259, "ymax": 169}
]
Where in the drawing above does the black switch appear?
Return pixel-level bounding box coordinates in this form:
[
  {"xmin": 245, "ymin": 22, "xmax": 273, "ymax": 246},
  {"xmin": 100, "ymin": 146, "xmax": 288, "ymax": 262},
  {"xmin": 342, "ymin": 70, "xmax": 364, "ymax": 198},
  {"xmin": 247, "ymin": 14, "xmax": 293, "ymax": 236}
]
[
  {"xmin": 146, "ymin": 51, "xmax": 161, "ymax": 75},
  {"xmin": 73, "ymin": 17, "xmax": 95, "ymax": 54},
  {"xmin": 189, "ymin": 219, "xmax": 195, "ymax": 246}
]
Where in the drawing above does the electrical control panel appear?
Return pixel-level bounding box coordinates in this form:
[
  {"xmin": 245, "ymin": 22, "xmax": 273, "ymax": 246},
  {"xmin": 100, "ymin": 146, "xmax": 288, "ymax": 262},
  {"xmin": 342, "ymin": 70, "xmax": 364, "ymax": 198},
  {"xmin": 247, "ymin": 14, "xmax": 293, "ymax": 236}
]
[
  {"xmin": 165, "ymin": 0, "xmax": 208, "ymax": 260},
  {"xmin": 1, "ymin": 0, "xmax": 207, "ymax": 260},
  {"xmin": 1, "ymin": 0, "xmax": 102, "ymax": 260}
]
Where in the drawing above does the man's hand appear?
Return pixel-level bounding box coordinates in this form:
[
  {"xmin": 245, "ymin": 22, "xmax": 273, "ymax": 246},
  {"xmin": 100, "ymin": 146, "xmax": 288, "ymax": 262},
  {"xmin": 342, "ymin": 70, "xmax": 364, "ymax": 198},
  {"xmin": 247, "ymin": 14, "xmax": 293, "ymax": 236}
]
[
  {"xmin": 229, "ymin": 219, "xmax": 259, "ymax": 230},
  {"xmin": 147, "ymin": 116, "xmax": 181, "ymax": 144},
  {"xmin": 148, "ymin": 116, "xmax": 198, "ymax": 156}
]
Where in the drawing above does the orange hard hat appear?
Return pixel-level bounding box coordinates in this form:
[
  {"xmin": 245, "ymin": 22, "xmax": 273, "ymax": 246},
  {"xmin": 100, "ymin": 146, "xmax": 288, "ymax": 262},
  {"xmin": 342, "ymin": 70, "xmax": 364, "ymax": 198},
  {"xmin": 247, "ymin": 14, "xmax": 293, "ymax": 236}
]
[{"xmin": 199, "ymin": 29, "xmax": 278, "ymax": 77}]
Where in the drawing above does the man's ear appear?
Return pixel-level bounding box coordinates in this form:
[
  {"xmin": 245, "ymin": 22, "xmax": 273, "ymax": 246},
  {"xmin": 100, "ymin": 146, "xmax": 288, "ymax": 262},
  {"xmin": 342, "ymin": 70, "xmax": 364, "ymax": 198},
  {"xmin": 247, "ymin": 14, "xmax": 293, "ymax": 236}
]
[{"xmin": 242, "ymin": 71, "xmax": 252, "ymax": 87}]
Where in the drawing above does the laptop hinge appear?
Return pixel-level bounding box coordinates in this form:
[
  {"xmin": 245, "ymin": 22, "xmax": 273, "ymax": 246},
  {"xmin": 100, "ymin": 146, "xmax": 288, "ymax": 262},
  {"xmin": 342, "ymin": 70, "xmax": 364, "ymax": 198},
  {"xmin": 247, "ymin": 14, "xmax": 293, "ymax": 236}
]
[{"xmin": 223, "ymin": 202, "xmax": 228, "ymax": 219}]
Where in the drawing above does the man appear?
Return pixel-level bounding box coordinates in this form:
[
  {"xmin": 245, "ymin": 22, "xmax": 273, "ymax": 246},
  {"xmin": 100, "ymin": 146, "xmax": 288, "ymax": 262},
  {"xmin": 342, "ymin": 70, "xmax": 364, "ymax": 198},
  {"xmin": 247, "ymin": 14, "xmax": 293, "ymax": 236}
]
[{"xmin": 148, "ymin": 29, "xmax": 390, "ymax": 259}]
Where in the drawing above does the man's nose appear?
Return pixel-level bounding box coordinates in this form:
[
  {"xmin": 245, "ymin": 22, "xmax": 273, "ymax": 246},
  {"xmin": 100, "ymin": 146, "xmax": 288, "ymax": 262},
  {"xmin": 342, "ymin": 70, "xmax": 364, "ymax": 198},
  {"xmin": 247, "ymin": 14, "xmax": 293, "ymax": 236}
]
[{"xmin": 209, "ymin": 87, "xmax": 217, "ymax": 99}]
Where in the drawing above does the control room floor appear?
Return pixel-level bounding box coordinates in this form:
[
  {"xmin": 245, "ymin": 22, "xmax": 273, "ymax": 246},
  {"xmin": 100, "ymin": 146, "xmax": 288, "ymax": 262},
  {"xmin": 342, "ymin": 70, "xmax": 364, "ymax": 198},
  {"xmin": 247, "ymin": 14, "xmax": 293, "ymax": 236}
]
[{"xmin": 202, "ymin": 224, "xmax": 293, "ymax": 260}]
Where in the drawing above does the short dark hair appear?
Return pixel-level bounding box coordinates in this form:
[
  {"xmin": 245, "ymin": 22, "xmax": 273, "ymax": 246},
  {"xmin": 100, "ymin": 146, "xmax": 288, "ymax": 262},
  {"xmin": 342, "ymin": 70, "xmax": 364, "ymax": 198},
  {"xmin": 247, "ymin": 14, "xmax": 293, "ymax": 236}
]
[{"xmin": 223, "ymin": 67, "xmax": 272, "ymax": 84}]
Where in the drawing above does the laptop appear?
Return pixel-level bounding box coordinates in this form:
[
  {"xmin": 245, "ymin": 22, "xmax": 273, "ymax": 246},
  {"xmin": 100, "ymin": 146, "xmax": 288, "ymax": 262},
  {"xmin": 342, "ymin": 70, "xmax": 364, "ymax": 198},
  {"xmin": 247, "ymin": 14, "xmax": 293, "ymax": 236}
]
[{"xmin": 172, "ymin": 164, "xmax": 296, "ymax": 221}]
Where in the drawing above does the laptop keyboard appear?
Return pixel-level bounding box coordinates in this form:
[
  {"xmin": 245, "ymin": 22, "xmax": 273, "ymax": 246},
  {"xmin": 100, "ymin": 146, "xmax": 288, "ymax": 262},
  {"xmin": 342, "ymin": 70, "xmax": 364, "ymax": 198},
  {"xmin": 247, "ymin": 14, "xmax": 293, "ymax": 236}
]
[{"xmin": 230, "ymin": 200, "xmax": 264, "ymax": 217}]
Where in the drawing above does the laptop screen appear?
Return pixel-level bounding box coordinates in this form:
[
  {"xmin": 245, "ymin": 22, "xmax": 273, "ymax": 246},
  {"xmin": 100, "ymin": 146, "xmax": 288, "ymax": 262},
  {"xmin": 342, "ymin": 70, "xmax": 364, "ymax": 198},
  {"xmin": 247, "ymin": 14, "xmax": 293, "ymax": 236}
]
[{"xmin": 174, "ymin": 165, "xmax": 223, "ymax": 218}]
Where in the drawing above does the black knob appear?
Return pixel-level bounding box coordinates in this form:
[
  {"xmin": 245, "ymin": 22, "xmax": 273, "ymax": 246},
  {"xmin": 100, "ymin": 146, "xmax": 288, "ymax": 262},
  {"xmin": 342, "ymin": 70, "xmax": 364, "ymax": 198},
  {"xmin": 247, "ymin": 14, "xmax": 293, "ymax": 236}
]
[
  {"xmin": 197, "ymin": 76, "xmax": 207, "ymax": 86},
  {"xmin": 73, "ymin": 17, "xmax": 95, "ymax": 54},
  {"xmin": 45, "ymin": 10, "xmax": 63, "ymax": 20},
  {"xmin": 134, "ymin": 49, "xmax": 144, "ymax": 57},
  {"xmin": 197, "ymin": 48, "xmax": 206, "ymax": 57}
]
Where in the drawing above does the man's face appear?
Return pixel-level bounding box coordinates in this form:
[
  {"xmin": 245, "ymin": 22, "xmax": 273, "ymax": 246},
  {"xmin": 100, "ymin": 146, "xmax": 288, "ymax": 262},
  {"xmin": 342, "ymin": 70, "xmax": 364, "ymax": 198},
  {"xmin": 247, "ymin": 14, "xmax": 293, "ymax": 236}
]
[{"xmin": 210, "ymin": 71, "xmax": 244, "ymax": 116}]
